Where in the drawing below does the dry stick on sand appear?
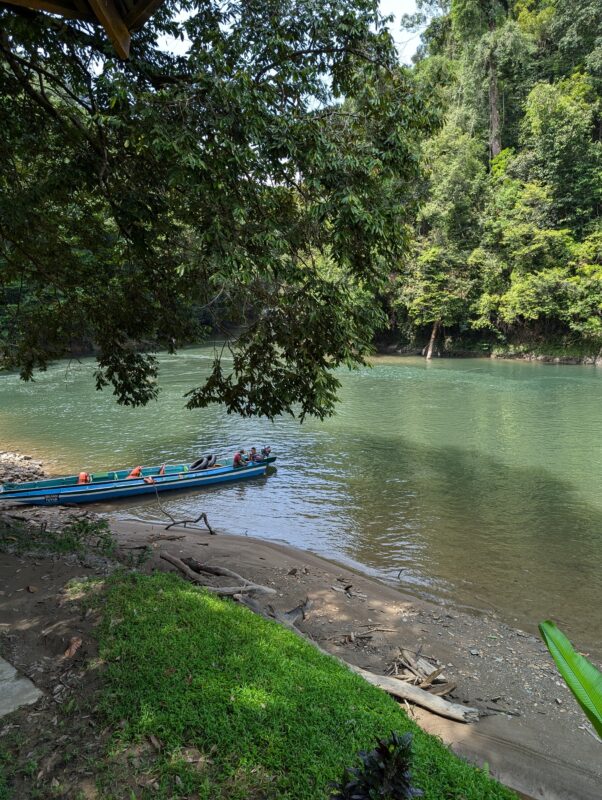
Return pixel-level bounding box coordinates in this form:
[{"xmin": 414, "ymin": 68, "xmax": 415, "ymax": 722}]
[
  {"xmin": 233, "ymin": 594, "xmax": 479, "ymax": 724},
  {"xmin": 151, "ymin": 483, "xmax": 216, "ymax": 534},
  {"xmin": 160, "ymin": 551, "xmax": 276, "ymax": 596}
]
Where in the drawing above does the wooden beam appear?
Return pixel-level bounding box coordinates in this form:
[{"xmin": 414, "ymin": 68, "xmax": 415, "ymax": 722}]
[
  {"xmin": 2, "ymin": 0, "xmax": 92, "ymax": 21},
  {"xmin": 124, "ymin": 0, "xmax": 163, "ymax": 31},
  {"xmin": 87, "ymin": 0, "xmax": 130, "ymax": 58},
  {"xmin": 71, "ymin": 0, "xmax": 92, "ymax": 17}
]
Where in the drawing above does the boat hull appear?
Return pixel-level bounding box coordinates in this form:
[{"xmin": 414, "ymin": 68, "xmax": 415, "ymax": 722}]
[{"xmin": 0, "ymin": 463, "xmax": 269, "ymax": 506}]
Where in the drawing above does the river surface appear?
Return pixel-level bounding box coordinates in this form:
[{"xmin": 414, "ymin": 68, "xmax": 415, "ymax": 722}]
[{"xmin": 1, "ymin": 347, "xmax": 601, "ymax": 655}]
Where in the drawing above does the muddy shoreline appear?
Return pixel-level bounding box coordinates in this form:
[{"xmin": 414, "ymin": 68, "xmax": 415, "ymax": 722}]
[{"xmin": 1, "ymin": 452, "xmax": 601, "ymax": 798}]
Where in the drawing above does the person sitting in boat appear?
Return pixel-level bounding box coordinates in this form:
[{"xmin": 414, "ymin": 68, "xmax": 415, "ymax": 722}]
[
  {"xmin": 233, "ymin": 449, "xmax": 247, "ymax": 468},
  {"xmin": 260, "ymin": 446, "xmax": 272, "ymax": 460},
  {"xmin": 77, "ymin": 471, "xmax": 92, "ymax": 485},
  {"xmin": 126, "ymin": 466, "xmax": 143, "ymax": 479},
  {"xmin": 247, "ymin": 447, "xmax": 261, "ymax": 462}
]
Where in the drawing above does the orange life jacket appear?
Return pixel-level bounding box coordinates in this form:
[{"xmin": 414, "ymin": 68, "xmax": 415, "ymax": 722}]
[
  {"xmin": 127, "ymin": 466, "xmax": 142, "ymax": 479},
  {"xmin": 77, "ymin": 471, "xmax": 90, "ymax": 485}
]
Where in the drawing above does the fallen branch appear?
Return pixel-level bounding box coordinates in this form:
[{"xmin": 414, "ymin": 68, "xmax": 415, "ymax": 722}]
[
  {"xmin": 165, "ymin": 512, "xmax": 215, "ymax": 534},
  {"xmin": 160, "ymin": 552, "xmax": 275, "ymax": 595},
  {"xmin": 151, "ymin": 484, "xmax": 215, "ymax": 534},
  {"xmin": 419, "ymin": 666, "xmax": 444, "ymax": 688},
  {"xmin": 268, "ymin": 596, "xmax": 312, "ymax": 626},
  {"xmin": 424, "ymin": 681, "xmax": 457, "ymax": 696},
  {"xmin": 350, "ymin": 667, "xmax": 477, "ymax": 722},
  {"xmin": 120, "ymin": 545, "xmax": 151, "ymax": 550}
]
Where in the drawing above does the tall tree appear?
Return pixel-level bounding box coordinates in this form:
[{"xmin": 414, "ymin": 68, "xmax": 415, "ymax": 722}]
[
  {"xmin": 392, "ymin": 0, "xmax": 602, "ymax": 355},
  {"xmin": 0, "ymin": 0, "xmax": 433, "ymax": 418}
]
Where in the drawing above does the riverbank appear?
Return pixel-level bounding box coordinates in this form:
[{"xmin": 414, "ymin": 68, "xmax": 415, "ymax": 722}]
[
  {"xmin": 375, "ymin": 341, "xmax": 602, "ymax": 365},
  {"xmin": 1, "ymin": 504, "xmax": 600, "ymax": 796},
  {"xmin": 0, "ymin": 548, "xmax": 517, "ymax": 800},
  {"xmin": 114, "ymin": 519, "xmax": 601, "ymax": 800},
  {"xmin": 1, "ymin": 452, "xmax": 601, "ymax": 797}
]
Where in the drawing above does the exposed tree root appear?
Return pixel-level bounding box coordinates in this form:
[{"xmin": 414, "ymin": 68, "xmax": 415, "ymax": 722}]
[{"xmin": 160, "ymin": 551, "xmax": 275, "ymax": 595}]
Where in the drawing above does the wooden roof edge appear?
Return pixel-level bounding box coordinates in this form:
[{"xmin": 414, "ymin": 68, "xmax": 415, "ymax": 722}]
[
  {"xmin": 87, "ymin": 0, "xmax": 130, "ymax": 58},
  {"xmin": 1, "ymin": 0, "xmax": 93, "ymax": 22},
  {"xmin": 124, "ymin": 0, "xmax": 164, "ymax": 31},
  {"xmin": 2, "ymin": 0, "xmax": 170, "ymax": 58}
]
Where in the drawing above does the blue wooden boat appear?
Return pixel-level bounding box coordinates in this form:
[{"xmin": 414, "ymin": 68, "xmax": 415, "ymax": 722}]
[{"xmin": 0, "ymin": 455, "xmax": 276, "ymax": 506}]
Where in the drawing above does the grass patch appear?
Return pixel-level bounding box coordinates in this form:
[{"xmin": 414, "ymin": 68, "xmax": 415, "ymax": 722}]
[
  {"xmin": 0, "ymin": 518, "xmax": 117, "ymax": 557},
  {"xmin": 97, "ymin": 572, "xmax": 517, "ymax": 799},
  {"xmin": 0, "ymin": 747, "xmax": 12, "ymax": 800}
]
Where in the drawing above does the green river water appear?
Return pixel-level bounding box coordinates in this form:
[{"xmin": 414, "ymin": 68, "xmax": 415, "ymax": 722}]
[{"xmin": 1, "ymin": 347, "xmax": 601, "ymax": 655}]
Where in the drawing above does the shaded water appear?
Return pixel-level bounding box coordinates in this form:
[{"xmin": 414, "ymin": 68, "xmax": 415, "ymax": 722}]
[{"xmin": 1, "ymin": 347, "xmax": 601, "ymax": 654}]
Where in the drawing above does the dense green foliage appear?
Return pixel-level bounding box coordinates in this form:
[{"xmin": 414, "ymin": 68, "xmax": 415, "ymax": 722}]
[
  {"xmin": 2, "ymin": 0, "xmax": 599, "ymax": 419},
  {"xmin": 392, "ymin": 0, "xmax": 602, "ymax": 354},
  {"xmin": 0, "ymin": 0, "xmax": 432, "ymax": 417},
  {"xmin": 97, "ymin": 572, "xmax": 516, "ymax": 799}
]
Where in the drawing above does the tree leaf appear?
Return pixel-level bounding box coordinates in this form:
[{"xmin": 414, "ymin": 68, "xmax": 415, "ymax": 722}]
[{"xmin": 539, "ymin": 620, "xmax": 602, "ymax": 738}]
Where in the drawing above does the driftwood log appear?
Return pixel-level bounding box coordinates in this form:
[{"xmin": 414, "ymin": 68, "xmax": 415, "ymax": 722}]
[
  {"xmin": 181, "ymin": 557, "xmax": 255, "ymax": 586},
  {"xmin": 160, "ymin": 552, "xmax": 276, "ymax": 596},
  {"xmin": 165, "ymin": 513, "xmax": 214, "ymax": 533},
  {"xmin": 349, "ymin": 666, "xmax": 478, "ymax": 723}
]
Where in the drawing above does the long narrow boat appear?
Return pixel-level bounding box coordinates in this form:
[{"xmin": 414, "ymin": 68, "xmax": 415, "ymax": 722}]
[{"xmin": 0, "ymin": 455, "xmax": 276, "ymax": 506}]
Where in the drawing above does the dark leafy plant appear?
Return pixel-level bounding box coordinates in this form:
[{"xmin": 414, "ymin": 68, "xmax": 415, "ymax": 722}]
[{"xmin": 330, "ymin": 731, "xmax": 423, "ymax": 799}]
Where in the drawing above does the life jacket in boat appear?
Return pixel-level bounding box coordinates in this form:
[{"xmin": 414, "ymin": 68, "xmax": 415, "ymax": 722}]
[
  {"xmin": 127, "ymin": 466, "xmax": 142, "ymax": 479},
  {"xmin": 159, "ymin": 464, "xmax": 166, "ymax": 476},
  {"xmin": 77, "ymin": 471, "xmax": 91, "ymax": 485}
]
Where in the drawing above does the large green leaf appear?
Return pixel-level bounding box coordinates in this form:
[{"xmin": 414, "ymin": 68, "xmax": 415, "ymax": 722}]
[{"xmin": 539, "ymin": 620, "xmax": 602, "ymax": 738}]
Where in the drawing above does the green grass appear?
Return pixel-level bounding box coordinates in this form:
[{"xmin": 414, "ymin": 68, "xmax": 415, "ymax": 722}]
[
  {"xmin": 0, "ymin": 518, "xmax": 117, "ymax": 557},
  {"xmin": 0, "ymin": 748, "xmax": 11, "ymax": 800},
  {"xmin": 97, "ymin": 572, "xmax": 517, "ymax": 800}
]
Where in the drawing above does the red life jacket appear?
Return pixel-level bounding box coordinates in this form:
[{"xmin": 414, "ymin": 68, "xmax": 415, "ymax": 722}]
[
  {"xmin": 127, "ymin": 466, "xmax": 142, "ymax": 479},
  {"xmin": 77, "ymin": 471, "xmax": 90, "ymax": 485}
]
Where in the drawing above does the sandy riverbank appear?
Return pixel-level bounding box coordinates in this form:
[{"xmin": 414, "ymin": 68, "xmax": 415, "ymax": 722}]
[
  {"xmin": 1, "ymin": 451, "xmax": 600, "ymax": 798},
  {"xmin": 115, "ymin": 519, "xmax": 601, "ymax": 799}
]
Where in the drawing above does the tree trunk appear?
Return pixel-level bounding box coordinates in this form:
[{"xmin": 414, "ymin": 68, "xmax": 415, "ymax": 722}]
[
  {"xmin": 425, "ymin": 319, "xmax": 441, "ymax": 360},
  {"xmin": 488, "ymin": 52, "xmax": 501, "ymax": 160}
]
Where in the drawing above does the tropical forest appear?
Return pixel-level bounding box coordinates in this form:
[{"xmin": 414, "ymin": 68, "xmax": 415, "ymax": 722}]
[
  {"xmin": 0, "ymin": 1, "xmax": 601, "ymax": 800},
  {"xmin": 391, "ymin": 0, "xmax": 602, "ymax": 359}
]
